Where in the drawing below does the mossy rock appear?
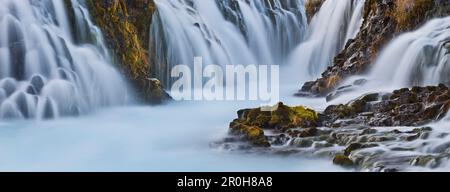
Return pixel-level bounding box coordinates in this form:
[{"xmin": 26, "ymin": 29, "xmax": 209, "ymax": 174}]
[
  {"xmin": 333, "ymin": 154, "xmax": 354, "ymax": 167},
  {"xmin": 229, "ymin": 120, "xmax": 270, "ymax": 147},
  {"xmin": 82, "ymin": 0, "xmax": 167, "ymax": 103},
  {"xmin": 230, "ymin": 102, "xmax": 318, "ymax": 147},
  {"xmin": 236, "ymin": 102, "xmax": 318, "ymax": 131}
]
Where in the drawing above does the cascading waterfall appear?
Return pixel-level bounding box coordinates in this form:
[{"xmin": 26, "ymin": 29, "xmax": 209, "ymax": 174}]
[
  {"xmin": 287, "ymin": 0, "xmax": 365, "ymax": 82},
  {"xmin": 149, "ymin": 0, "xmax": 308, "ymax": 87},
  {"xmin": 324, "ymin": 17, "xmax": 450, "ymax": 171},
  {"xmin": 368, "ymin": 17, "xmax": 450, "ymax": 88},
  {"xmin": 0, "ymin": 0, "xmax": 128, "ymax": 119},
  {"xmin": 332, "ymin": 16, "xmax": 450, "ymax": 103}
]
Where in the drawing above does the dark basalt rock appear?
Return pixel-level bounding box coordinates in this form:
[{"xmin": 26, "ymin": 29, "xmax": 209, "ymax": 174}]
[
  {"xmin": 222, "ymin": 85, "xmax": 450, "ymax": 171},
  {"xmin": 322, "ymin": 85, "xmax": 450, "ymax": 127},
  {"xmin": 30, "ymin": 75, "xmax": 45, "ymax": 94}
]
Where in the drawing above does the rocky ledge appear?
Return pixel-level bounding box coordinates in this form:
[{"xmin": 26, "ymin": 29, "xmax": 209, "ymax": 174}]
[
  {"xmin": 305, "ymin": 0, "xmax": 325, "ymax": 23},
  {"xmin": 219, "ymin": 85, "xmax": 450, "ymax": 171},
  {"xmin": 81, "ymin": 0, "xmax": 170, "ymax": 104}
]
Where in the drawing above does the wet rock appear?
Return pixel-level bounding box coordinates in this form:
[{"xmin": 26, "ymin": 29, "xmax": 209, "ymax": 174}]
[
  {"xmin": 344, "ymin": 143, "xmax": 378, "ymax": 156},
  {"xmin": 30, "ymin": 75, "xmax": 45, "ymax": 94},
  {"xmin": 223, "ymin": 86, "xmax": 450, "ymax": 171},
  {"xmin": 305, "ymin": 0, "xmax": 325, "ymax": 23},
  {"xmin": 234, "ymin": 102, "xmax": 318, "ymax": 131},
  {"xmin": 333, "ymin": 154, "xmax": 354, "ymax": 167},
  {"xmin": 411, "ymin": 155, "xmax": 440, "ymax": 168},
  {"xmin": 143, "ymin": 78, "xmax": 172, "ymax": 104},
  {"xmin": 299, "ymin": 127, "xmax": 318, "ymax": 138},
  {"xmin": 360, "ymin": 128, "xmax": 377, "ymax": 135},
  {"xmin": 324, "ymin": 85, "xmax": 450, "ymax": 127},
  {"xmin": 268, "ymin": 134, "xmax": 291, "ymax": 146},
  {"xmin": 229, "ymin": 103, "xmax": 319, "ymax": 147},
  {"xmin": 290, "ymin": 138, "xmax": 314, "ymax": 148}
]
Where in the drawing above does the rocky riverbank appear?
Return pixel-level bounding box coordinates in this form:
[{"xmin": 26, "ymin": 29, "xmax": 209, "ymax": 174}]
[{"xmin": 219, "ymin": 85, "xmax": 450, "ymax": 171}]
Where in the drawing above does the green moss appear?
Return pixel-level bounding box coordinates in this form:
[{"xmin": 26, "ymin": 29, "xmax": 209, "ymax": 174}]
[
  {"xmin": 83, "ymin": 0, "xmax": 158, "ymax": 100},
  {"xmin": 333, "ymin": 154, "xmax": 354, "ymax": 167},
  {"xmin": 235, "ymin": 103, "xmax": 318, "ymax": 131},
  {"xmin": 229, "ymin": 103, "xmax": 319, "ymax": 147}
]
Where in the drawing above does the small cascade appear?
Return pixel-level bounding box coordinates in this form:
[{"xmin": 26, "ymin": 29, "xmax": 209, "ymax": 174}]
[
  {"xmin": 287, "ymin": 0, "xmax": 365, "ymax": 82},
  {"xmin": 149, "ymin": 0, "xmax": 308, "ymax": 87},
  {"xmin": 0, "ymin": 0, "xmax": 128, "ymax": 119},
  {"xmin": 369, "ymin": 17, "xmax": 450, "ymax": 88}
]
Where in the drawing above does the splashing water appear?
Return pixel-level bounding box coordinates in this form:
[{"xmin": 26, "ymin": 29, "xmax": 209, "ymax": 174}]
[
  {"xmin": 149, "ymin": 0, "xmax": 308, "ymax": 87},
  {"xmin": 368, "ymin": 17, "xmax": 450, "ymax": 88},
  {"xmin": 286, "ymin": 0, "xmax": 365, "ymax": 83},
  {"xmin": 0, "ymin": 0, "xmax": 128, "ymax": 119},
  {"xmin": 329, "ymin": 16, "xmax": 450, "ymax": 104}
]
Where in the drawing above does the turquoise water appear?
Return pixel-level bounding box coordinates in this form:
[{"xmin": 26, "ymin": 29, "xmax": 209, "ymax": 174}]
[{"xmin": 0, "ymin": 98, "xmax": 345, "ymax": 172}]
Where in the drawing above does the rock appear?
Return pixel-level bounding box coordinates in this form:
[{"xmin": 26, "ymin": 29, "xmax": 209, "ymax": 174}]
[
  {"xmin": 326, "ymin": 79, "xmax": 369, "ymax": 102},
  {"xmin": 229, "ymin": 122, "xmax": 270, "ymax": 147},
  {"xmin": 234, "ymin": 102, "xmax": 318, "ymax": 131},
  {"xmin": 299, "ymin": 127, "xmax": 318, "ymax": 138},
  {"xmin": 323, "ymin": 86, "xmax": 450, "ymax": 127},
  {"xmin": 143, "ymin": 78, "xmax": 171, "ymax": 104},
  {"xmin": 411, "ymin": 155, "xmax": 439, "ymax": 168},
  {"xmin": 290, "ymin": 138, "xmax": 314, "ymax": 148},
  {"xmin": 360, "ymin": 128, "xmax": 377, "ymax": 135},
  {"xmin": 229, "ymin": 102, "xmax": 318, "ymax": 147},
  {"xmin": 344, "ymin": 143, "xmax": 377, "ymax": 156},
  {"xmin": 82, "ymin": 0, "xmax": 161, "ymax": 103},
  {"xmin": 333, "ymin": 154, "xmax": 354, "ymax": 167},
  {"xmin": 305, "ymin": 0, "xmax": 325, "ymax": 23},
  {"xmin": 30, "ymin": 75, "xmax": 45, "ymax": 94},
  {"xmin": 223, "ymin": 86, "xmax": 450, "ymax": 171}
]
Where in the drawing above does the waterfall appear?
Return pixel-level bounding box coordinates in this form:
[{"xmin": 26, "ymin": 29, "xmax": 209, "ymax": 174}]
[
  {"xmin": 368, "ymin": 17, "xmax": 450, "ymax": 88},
  {"xmin": 287, "ymin": 0, "xmax": 365, "ymax": 82},
  {"xmin": 149, "ymin": 0, "xmax": 308, "ymax": 87},
  {"xmin": 0, "ymin": 0, "xmax": 128, "ymax": 119}
]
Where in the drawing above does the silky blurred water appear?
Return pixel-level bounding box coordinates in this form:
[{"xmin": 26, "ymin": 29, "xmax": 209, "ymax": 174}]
[{"xmin": 0, "ymin": 98, "xmax": 344, "ymax": 172}]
